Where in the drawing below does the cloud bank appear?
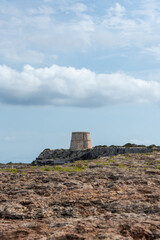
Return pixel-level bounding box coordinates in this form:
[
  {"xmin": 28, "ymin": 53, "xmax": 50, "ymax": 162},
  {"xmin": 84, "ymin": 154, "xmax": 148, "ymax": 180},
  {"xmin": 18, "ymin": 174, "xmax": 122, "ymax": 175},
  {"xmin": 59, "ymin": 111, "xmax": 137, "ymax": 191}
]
[{"xmin": 0, "ymin": 64, "xmax": 160, "ymax": 107}]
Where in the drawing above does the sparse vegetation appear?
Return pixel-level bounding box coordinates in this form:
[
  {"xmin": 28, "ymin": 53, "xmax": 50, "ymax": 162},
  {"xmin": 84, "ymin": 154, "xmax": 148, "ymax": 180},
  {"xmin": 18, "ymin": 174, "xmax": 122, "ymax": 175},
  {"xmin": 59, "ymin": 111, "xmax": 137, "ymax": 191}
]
[
  {"xmin": 30, "ymin": 166, "xmax": 38, "ymax": 169},
  {"xmin": 141, "ymin": 153, "xmax": 148, "ymax": 156},
  {"xmin": 9, "ymin": 168, "xmax": 18, "ymax": 173},
  {"xmin": 0, "ymin": 168, "xmax": 18, "ymax": 173},
  {"xmin": 123, "ymin": 143, "xmax": 137, "ymax": 147},
  {"xmin": 72, "ymin": 166, "xmax": 85, "ymax": 172},
  {"xmin": 74, "ymin": 161, "xmax": 87, "ymax": 169},
  {"xmin": 82, "ymin": 160, "xmax": 91, "ymax": 164},
  {"xmin": 53, "ymin": 161, "xmax": 88, "ymax": 172},
  {"xmin": 147, "ymin": 144, "xmax": 157, "ymax": 148},
  {"xmin": 145, "ymin": 161, "xmax": 151, "ymax": 165},
  {"xmin": 95, "ymin": 162, "xmax": 109, "ymax": 166},
  {"xmin": 41, "ymin": 166, "xmax": 53, "ymax": 171},
  {"xmin": 21, "ymin": 170, "xmax": 27, "ymax": 174},
  {"xmin": 129, "ymin": 167, "xmax": 134, "ymax": 171},
  {"xmin": 118, "ymin": 163, "xmax": 124, "ymax": 168},
  {"xmin": 7, "ymin": 162, "xmax": 13, "ymax": 165},
  {"xmin": 94, "ymin": 145, "xmax": 107, "ymax": 148},
  {"xmin": 54, "ymin": 166, "xmax": 73, "ymax": 172},
  {"xmin": 124, "ymin": 156, "xmax": 130, "ymax": 160},
  {"xmin": 109, "ymin": 145, "xmax": 119, "ymax": 148},
  {"xmin": 108, "ymin": 158, "xmax": 116, "ymax": 163}
]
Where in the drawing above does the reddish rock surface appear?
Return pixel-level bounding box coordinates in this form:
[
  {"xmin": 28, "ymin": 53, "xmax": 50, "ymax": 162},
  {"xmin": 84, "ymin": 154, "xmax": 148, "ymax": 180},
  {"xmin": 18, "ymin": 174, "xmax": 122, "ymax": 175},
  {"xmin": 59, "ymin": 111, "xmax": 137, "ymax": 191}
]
[{"xmin": 0, "ymin": 152, "xmax": 160, "ymax": 239}]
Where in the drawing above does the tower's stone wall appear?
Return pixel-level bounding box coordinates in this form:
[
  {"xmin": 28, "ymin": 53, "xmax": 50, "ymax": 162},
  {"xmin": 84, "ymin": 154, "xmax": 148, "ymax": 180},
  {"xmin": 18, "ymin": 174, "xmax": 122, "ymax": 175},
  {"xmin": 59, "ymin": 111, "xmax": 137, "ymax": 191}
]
[{"xmin": 70, "ymin": 132, "xmax": 92, "ymax": 150}]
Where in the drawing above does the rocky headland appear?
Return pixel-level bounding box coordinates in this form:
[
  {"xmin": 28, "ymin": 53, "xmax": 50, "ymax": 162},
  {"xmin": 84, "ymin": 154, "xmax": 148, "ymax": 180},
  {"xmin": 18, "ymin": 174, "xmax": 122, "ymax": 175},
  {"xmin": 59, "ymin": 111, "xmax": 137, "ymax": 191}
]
[{"xmin": 32, "ymin": 146, "xmax": 160, "ymax": 166}]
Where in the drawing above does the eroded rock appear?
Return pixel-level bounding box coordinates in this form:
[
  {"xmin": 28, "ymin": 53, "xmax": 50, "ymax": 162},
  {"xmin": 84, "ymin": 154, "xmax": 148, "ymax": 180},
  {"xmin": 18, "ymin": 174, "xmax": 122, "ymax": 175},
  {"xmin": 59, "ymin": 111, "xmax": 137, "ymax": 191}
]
[{"xmin": 0, "ymin": 152, "xmax": 160, "ymax": 239}]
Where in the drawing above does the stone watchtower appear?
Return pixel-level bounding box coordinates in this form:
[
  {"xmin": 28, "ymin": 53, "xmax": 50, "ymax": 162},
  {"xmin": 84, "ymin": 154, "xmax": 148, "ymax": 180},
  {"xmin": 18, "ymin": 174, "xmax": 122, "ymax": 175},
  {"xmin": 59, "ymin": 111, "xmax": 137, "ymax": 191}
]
[{"xmin": 70, "ymin": 132, "xmax": 92, "ymax": 150}]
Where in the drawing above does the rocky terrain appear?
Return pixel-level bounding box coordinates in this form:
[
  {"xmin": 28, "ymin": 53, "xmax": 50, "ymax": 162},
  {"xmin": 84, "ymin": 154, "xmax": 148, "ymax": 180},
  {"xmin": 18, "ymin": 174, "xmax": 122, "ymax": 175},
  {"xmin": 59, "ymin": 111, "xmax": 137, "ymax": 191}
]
[
  {"xmin": 32, "ymin": 146, "xmax": 159, "ymax": 166},
  {"xmin": 0, "ymin": 151, "xmax": 160, "ymax": 239}
]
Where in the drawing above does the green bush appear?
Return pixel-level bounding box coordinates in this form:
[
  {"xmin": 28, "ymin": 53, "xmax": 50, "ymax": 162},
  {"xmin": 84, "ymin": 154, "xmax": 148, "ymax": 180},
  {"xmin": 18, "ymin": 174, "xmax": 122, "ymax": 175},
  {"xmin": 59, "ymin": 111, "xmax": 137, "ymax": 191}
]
[
  {"xmin": 147, "ymin": 144, "xmax": 157, "ymax": 148},
  {"xmin": 123, "ymin": 143, "xmax": 137, "ymax": 147},
  {"xmin": 7, "ymin": 162, "xmax": 13, "ymax": 165}
]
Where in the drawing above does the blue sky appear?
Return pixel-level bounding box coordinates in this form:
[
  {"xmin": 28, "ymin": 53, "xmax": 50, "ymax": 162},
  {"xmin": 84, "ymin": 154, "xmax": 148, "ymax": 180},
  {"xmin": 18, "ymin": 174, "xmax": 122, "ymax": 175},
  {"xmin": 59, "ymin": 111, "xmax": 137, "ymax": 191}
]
[{"xmin": 1, "ymin": 0, "xmax": 160, "ymax": 163}]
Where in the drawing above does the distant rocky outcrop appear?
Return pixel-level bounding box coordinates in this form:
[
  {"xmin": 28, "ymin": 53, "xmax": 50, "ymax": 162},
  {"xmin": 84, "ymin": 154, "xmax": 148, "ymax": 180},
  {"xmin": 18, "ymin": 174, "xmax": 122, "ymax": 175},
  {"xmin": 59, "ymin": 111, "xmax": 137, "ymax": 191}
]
[{"xmin": 32, "ymin": 147, "xmax": 160, "ymax": 166}]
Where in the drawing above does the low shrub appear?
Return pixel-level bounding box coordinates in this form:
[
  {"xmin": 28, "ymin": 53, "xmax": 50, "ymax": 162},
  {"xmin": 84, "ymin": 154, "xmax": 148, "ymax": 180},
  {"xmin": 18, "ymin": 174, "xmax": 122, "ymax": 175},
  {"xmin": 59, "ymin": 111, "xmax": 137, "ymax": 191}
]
[
  {"xmin": 74, "ymin": 161, "xmax": 86, "ymax": 169},
  {"xmin": 7, "ymin": 162, "xmax": 13, "ymax": 165},
  {"xmin": 94, "ymin": 145, "xmax": 107, "ymax": 148},
  {"xmin": 123, "ymin": 143, "xmax": 137, "ymax": 147},
  {"xmin": 147, "ymin": 144, "xmax": 157, "ymax": 148}
]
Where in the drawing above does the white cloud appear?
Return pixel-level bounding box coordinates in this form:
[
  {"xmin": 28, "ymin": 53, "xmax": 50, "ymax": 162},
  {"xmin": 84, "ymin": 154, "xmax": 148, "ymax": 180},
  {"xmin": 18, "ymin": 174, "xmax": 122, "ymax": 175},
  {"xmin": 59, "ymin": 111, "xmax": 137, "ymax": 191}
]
[
  {"xmin": 1, "ymin": 1, "xmax": 160, "ymax": 64},
  {"xmin": 28, "ymin": 6, "xmax": 55, "ymax": 15},
  {"xmin": 144, "ymin": 45, "xmax": 160, "ymax": 60},
  {"xmin": 62, "ymin": 3, "xmax": 87, "ymax": 15},
  {"xmin": 98, "ymin": 2, "xmax": 160, "ymax": 48},
  {"xmin": 0, "ymin": 45, "xmax": 44, "ymax": 64},
  {"xmin": 0, "ymin": 64, "xmax": 160, "ymax": 107},
  {"xmin": 106, "ymin": 3, "xmax": 126, "ymax": 18}
]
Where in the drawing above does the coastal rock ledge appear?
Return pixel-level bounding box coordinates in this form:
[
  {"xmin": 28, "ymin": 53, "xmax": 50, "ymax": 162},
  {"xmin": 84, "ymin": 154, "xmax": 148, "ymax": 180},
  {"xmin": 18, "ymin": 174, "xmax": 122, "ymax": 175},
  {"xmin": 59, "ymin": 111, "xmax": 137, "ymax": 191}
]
[{"xmin": 32, "ymin": 147, "xmax": 159, "ymax": 166}]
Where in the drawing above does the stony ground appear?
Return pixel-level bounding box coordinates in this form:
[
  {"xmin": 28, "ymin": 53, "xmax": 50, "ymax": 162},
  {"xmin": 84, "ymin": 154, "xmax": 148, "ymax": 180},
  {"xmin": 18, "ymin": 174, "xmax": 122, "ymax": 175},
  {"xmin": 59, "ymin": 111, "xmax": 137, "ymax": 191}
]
[{"xmin": 0, "ymin": 152, "xmax": 160, "ymax": 240}]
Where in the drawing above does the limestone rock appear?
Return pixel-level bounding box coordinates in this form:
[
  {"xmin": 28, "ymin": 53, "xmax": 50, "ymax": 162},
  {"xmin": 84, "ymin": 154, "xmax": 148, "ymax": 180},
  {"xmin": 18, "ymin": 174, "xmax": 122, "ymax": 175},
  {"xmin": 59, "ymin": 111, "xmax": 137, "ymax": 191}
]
[
  {"xmin": 32, "ymin": 147, "xmax": 157, "ymax": 166},
  {"xmin": 0, "ymin": 151, "xmax": 160, "ymax": 239}
]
